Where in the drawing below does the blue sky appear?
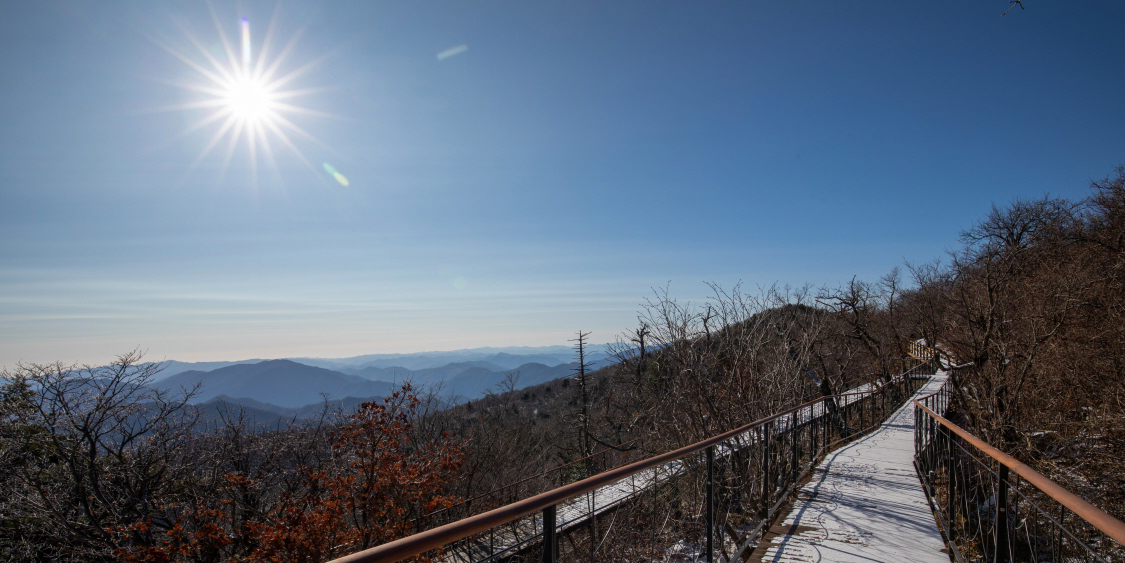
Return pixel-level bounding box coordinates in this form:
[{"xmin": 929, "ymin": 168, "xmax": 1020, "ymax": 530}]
[{"xmin": 2, "ymin": 1, "xmax": 1123, "ymax": 367}]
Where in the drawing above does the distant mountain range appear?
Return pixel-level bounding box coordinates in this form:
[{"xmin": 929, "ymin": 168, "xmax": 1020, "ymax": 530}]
[
  {"xmin": 155, "ymin": 360, "xmax": 395, "ymax": 408},
  {"xmin": 151, "ymin": 346, "xmax": 616, "ymax": 422},
  {"xmin": 430, "ymin": 361, "xmax": 586, "ymax": 398},
  {"xmin": 150, "ymin": 344, "xmax": 612, "ymax": 380}
]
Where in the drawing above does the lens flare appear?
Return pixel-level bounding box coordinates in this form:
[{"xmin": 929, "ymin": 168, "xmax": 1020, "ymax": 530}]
[
  {"xmin": 437, "ymin": 44, "xmax": 468, "ymax": 60},
  {"xmin": 241, "ymin": 17, "xmax": 251, "ymax": 68},
  {"xmin": 322, "ymin": 162, "xmax": 349, "ymax": 186}
]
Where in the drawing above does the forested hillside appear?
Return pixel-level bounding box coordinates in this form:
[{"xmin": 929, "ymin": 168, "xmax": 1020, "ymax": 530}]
[
  {"xmin": 2, "ymin": 165, "xmax": 1122, "ymax": 561},
  {"xmin": 906, "ymin": 165, "xmax": 1125, "ymax": 519}
]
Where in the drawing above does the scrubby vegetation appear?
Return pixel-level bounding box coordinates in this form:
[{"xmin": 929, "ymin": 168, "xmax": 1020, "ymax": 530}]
[
  {"xmin": 3, "ymin": 164, "xmax": 1123, "ymax": 561},
  {"xmin": 914, "ymin": 166, "xmax": 1125, "ymax": 520}
]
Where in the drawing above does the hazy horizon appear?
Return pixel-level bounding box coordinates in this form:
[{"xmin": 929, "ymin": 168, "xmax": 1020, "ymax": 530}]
[
  {"xmin": 3, "ymin": 1, "xmax": 1123, "ymax": 368},
  {"xmin": 166, "ymin": 342, "xmax": 612, "ymax": 366}
]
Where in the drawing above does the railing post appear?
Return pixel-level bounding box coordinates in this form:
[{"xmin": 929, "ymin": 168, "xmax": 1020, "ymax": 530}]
[
  {"xmin": 928, "ymin": 415, "xmax": 936, "ymax": 473},
  {"xmin": 541, "ymin": 504, "xmax": 557, "ymax": 563},
  {"xmin": 706, "ymin": 445, "xmax": 715, "ymax": 563},
  {"xmin": 946, "ymin": 426, "xmax": 956, "ymax": 544},
  {"xmin": 761, "ymin": 423, "xmax": 771, "ymax": 519},
  {"xmin": 589, "ymin": 491, "xmax": 597, "ymax": 561},
  {"xmin": 814, "ymin": 407, "xmax": 823, "ymax": 459},
  {"xmin": 914, "ymin": 406, "xmax": 920, "ymax": 457},
  {"xmin": 824, "ymin": 397, "xmax": 835, "ymax": 443},
  {"xmin": 790, "ymin": 411, "xmax": 798, "ymax": 481},
  {"xmin": 995, "ymin": 464, "xmax": 1010, "ymax": 563}
]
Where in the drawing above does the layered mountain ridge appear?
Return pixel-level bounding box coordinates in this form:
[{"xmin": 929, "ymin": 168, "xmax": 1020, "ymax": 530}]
[{"xmin": 152, "ymin": 346, "xmax": 614, "ymax": 417}]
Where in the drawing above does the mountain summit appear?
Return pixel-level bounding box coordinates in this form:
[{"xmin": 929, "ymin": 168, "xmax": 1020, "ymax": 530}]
[{"xmin": 155, "ymin": 359, "xmax": 393, "ymax": 408}]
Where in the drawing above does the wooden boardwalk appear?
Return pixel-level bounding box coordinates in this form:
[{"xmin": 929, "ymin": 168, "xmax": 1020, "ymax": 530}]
[
  {"xmin": 749, "ymin": 372, "xmax": 950, "ymax": 563},
  {"xmin": 445, "ymin": 380, "xmax": 891, "ymax": 562}
]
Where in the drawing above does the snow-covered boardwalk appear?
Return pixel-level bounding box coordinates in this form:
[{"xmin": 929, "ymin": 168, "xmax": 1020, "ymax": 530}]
[
  {"xmin": 444, "ymin": 380, "xmax": 895, "ymax": 563},
  {"xmin": 750, "ymin": 371, "xmax": 950, "ymax": 563}
]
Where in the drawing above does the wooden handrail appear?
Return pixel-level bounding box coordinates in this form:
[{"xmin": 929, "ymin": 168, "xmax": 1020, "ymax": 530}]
[
  {"xmin": 913, "ymin": 400, "xmax": 1125, "ymax": 547},
  {"xmin": 331, "ymin": 379, "xmax": 914, "ymax": 563},
  {"xmin": 412, "ymin": 438, "xmax": 637, "ymax": 525}
]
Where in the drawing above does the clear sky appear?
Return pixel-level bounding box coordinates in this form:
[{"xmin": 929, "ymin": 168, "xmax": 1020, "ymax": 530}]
[{"xmin": 2, "ymin": 1, "xmax": 1123, "ymax": 368}]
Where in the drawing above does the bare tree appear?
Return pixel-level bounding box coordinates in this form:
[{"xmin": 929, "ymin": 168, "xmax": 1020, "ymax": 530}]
[
  {"xmin": 571, "ymin": 331, "xmax": 595, "ymax": 462},
  {"xmin": 1, "ymin": 351, "xmax": 198, "ymax": 561}
]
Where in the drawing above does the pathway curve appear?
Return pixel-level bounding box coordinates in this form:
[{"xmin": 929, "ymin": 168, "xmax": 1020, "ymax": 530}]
[{"xmin": 750, "ymin": 371, "xmax": 950, "ymax": 563}]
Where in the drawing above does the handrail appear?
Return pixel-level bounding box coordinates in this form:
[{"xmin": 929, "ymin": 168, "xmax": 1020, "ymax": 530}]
[
  {"xmin": 913, "ymin": 400, "xmax": 1125, "ymax": 547},
  {"xmin": 332, "ymin": 378, "xmax": 920, "ymax": 563},
  {"xmin": 412, "ymin": 438, "xmax": 637, "ymax": 525}
]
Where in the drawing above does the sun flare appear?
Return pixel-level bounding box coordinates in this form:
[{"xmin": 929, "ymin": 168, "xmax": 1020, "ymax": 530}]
[
  {"xmin": 152, "ymin": 10, "xmax": 333, "ymax": 184},
  {"xmin": 224, "ymin": 75, "xmax": 276, "ymax": 122}
]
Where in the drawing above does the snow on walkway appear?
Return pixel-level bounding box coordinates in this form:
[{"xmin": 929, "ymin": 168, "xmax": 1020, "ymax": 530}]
[
  {"xmin": 751, "ymin": 371, "xmax": 950, "ymax": 563},
  {"xmin": 444, "ymin": 379, "xmax": 902, "ymax": 563}
]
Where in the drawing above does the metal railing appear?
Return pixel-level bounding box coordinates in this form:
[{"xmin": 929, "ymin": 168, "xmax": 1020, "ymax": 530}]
[
  {"xmin": 914, "ymin": 370, "xmax": 1125, "ymax": 563},
  {"xmin": 330, "ymin": 363, "xmax": 935, "ymax": 563}
]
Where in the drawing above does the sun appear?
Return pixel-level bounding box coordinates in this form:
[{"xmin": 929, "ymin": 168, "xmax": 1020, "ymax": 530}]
[
  {"xmin": 151, "ymin": 10, "xmax": 333, "ymax": 183},
  {"xmin": 224, "ymin": 75, "xmax": 276, "ymax": 123}
]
